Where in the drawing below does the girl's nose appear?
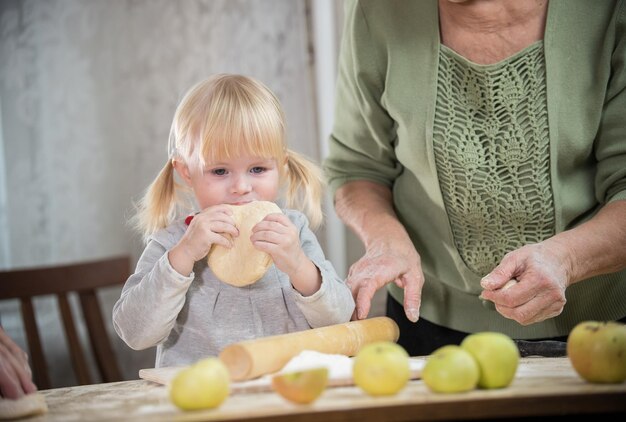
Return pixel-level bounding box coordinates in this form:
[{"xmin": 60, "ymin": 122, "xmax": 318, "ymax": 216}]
[{"xmin": 232, "ymin": 174, "xmax": 252, "ymax": 194}]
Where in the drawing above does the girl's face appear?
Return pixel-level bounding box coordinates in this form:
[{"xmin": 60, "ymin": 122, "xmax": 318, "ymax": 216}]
[{"xmin": 176, "ymin": 154, "xmax": 280, "ymax": 209}]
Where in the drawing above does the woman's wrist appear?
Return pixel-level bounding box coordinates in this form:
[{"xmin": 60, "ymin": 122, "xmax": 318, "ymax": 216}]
[
  {"xmin": 362, "ymin": 214, "xmax": 412, "ymax": 250},
  {"xmin": 538, "ymin": 235, "xmax": 577, "ymax": 285},
  {"xmin": 335, "ymin": 180, "xmax": 408, "ymax": 248},
  {"xmin": 543, "ymin": 200, "xmax": 626, "ymax": 285}
]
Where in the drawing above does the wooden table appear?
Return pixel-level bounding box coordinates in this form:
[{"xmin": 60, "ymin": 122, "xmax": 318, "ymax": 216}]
[{"xmin": 20, "ymin": 358, "xmax": 626, "ymax": 421}]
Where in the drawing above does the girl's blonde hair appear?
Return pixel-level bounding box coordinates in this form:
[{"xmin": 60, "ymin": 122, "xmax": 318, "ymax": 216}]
[{"xmin": 133, "ymin": 74, "xmax": 324, "ymax": 238}]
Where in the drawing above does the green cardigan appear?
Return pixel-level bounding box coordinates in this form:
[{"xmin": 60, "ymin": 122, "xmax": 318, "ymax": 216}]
[{"xmin": 324, "ymin": 0, "xmax": 626, "ymax": 338}]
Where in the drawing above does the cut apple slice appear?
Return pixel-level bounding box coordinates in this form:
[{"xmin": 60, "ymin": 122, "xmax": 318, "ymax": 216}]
[{"xmin": 271, "ymin": 367, "xmax": 329, "ymax": 404}]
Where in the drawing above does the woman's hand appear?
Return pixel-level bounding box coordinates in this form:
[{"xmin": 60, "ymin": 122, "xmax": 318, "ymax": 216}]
[
  {"xmin": 0, "ymin": 328, "xmax": 37, "ymax": 399},
  {"xmin": 169, "ymin": 205, "xmax": 239, "ymax": 276},
  {"xmin": 479, "ymin": 241, "xmax": 570, "ymax": 325},
  {"xmin": 481, "ymin": 200, "xmax": 626, "ymax": 325},
  {"xmin": 251, "ymin": 213, "xmax": 321, "ymax": 296},
  {"xmin": 334, "ymin": 180, "xmax": 425, "ymax": 322},
  {"xmin": 347, "ymin": 234, "xmax": 424, "ymax": 322}
]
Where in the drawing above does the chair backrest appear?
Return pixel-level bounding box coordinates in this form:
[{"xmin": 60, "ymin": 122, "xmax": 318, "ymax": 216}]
[{"xmin": 0, "ymin": 256, "xmax": 130, "ymax": 389}]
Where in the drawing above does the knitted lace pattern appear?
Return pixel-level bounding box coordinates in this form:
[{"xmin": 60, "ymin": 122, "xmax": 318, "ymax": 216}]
[{"xmin": 432, "ymin": 42, "xmax": 555, "ymax": 276}]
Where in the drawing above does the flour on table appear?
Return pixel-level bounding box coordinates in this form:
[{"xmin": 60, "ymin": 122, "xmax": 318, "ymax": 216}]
[{"xmin": 279, "ymin": 350, "xmax": 353, "ymax": 380}]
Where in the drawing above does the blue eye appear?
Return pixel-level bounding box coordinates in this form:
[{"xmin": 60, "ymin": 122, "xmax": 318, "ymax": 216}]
[
  {"xmin": 212, "ymin": 168, "xmax": 227, "ymax": 176},
  {"xmin": 251, "ymin": 167, "xmax": 266, "ymax": 174}
]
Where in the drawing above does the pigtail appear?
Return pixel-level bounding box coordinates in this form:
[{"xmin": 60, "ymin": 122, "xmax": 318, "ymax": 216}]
[
  {"xmin": 132, "ymin": 160, "xmax": 179, "ymax": 240},
  {"xmin": 284, "ymin": 149, "xmax": 325, "ymax": 229}
]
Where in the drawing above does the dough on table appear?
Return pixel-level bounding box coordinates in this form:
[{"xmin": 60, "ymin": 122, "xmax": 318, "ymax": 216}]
[
  {"xmin": 0, "ymin": 393, "xmax": 48, "ymax": 420},
  {"xmin": 208, "ymin": 201, "xmax": 282, "ymax": 286}
]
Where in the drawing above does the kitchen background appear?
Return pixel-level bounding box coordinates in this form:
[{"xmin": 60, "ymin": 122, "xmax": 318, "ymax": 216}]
[{"xmin": 0, "ymin": 0, "xmax": 385, "ymax": 387}]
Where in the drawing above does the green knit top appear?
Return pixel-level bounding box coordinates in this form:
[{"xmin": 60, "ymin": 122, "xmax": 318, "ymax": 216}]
[
  {"xmin": 324, "ymin": 0, "xmax": 626, "ymax": 338},
  {"xmin": 434, "ymin": 42, "xmax": 553, "ymax": 277}
]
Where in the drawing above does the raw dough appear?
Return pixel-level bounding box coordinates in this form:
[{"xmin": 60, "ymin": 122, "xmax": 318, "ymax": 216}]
[
  {"xmin": 0, "ymin": 393, "xmax": 48, "ymax": 420},
  {"xmin": 208, "ymin": 201, "xmax": 282, "ymax": 286}
]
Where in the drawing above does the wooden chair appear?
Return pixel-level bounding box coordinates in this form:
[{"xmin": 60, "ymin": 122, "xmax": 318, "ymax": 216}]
[{"xmin": 0, "ymin": 256, "xmax": 130, "ymax": 389}]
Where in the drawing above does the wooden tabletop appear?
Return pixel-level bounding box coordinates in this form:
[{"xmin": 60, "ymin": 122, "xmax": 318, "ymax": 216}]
[{"xmin": 19, "ymin": 357, "xmax": 626, "ymax": 421}]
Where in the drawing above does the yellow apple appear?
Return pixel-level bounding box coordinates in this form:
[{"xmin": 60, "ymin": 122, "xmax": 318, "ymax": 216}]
[
  {"xmin": 567, "ymin": 320, "xmax": 626, "ymax": 384},
  {"xmin": 461, "ymin": 332, "xmax": 519, "ymax": 389},
  {"xmin": 352, "ymin": 341, "xmax": 410, "ymax": 396},
  {"xmin": 169, "ymin": 357, "xmax": 230, "ymax": 411},
  {"xmin": 271, "ymin": 367, "xmax": 329, "ymax": 404},
  {"xmin": 422, "ymin": 345, "xmax": 479, "ymax": 393}
]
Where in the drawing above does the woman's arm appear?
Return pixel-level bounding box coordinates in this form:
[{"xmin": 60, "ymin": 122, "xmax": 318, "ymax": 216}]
[
  {"xmin": 335, "ymin": 180, "xmax": 424, "ymax": 322},
  {"xmin": 481, "ymin": 4, "xmax": 626, "ymax": 325},
  {"xmin": 481, "ymin": 200, "xmax": 626, "ymax": 325},
  {"xmin": 550, "ymin": 200, "xmax": 626, "ymax": 283}
]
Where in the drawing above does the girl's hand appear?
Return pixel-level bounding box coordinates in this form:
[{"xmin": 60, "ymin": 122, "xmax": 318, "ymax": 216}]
[
  {"xmin": 479, "ymin": 241, "xmax": 570, "ymax": 325},
  {"xmin": 251, "ymin": 213, "xmax": 321, "ymax": 295},
  {"xmin": 169, "ymin": 205, "xmax": 238, "ymax": 276}
]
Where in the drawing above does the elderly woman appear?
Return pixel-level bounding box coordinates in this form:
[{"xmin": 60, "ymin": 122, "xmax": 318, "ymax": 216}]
[{"xmin": 324, "ymin": 0, "xmax": 626, "ymax": 355}]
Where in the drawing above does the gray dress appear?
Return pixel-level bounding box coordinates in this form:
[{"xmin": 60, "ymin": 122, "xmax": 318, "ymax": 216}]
[{"xmin": 112, "ymin": 208, "xmax": 355, "ymax": 367}]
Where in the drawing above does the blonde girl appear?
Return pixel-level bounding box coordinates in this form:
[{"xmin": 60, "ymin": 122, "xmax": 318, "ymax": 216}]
[{"xmin": 113, "ymin": 74, "xmax": 354, "ymax": 367}]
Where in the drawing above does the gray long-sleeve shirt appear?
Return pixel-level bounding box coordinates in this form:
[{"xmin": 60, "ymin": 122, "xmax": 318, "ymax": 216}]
[{"xmin": 113, "ymin": 209, "xmax": 355, "ymax": 368}]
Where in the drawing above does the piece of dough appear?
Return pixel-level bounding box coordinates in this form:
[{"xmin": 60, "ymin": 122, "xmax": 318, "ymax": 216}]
[
  {"xmin": 0, "ymin": 393, "xmax": 48, "ymax": 420},
  {"xmin": 208, "ymin": 201, "xmax": 282, "ymax": 286}
]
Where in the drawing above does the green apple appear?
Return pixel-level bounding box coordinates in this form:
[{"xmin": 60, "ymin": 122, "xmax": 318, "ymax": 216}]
[
  {"xmin": 461, "ymin": 332, "xmax": 520, "ymax": 389},
  {"xmin": 169, "ymin": 357, "xmax": 230, "ymax": 410},
  {"xmin": 352, "ymin": 341, "xmax": 411, "ymax": 396},
  {"xmin": 567, "ymin": 320, "xmax": 626, "ymax": 384},
  {"xmin": 422, "ymin": 345, "xmax": 479, "ymax": 393}
]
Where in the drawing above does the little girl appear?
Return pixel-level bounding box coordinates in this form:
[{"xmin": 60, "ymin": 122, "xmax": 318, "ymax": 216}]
[{"xmin": 113, "ymin": 74, "xmax": 355, "ymax": 368}]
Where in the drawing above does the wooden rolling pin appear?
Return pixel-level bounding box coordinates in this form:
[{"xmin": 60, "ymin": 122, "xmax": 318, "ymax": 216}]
[{"xmin": 219, "ymin": 316, "xmax": 399, "ymax": 381}]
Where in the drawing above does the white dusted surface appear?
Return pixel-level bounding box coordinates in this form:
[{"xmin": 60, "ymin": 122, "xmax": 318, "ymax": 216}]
[{"xmin": 138, "ymin": 350, "xmax": 425, "ymax": 393}]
